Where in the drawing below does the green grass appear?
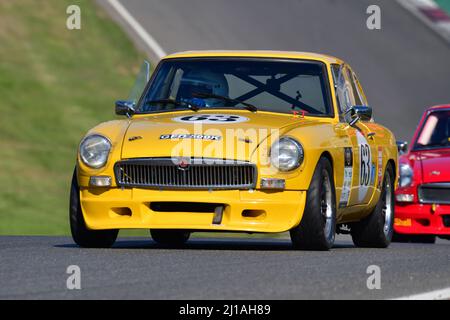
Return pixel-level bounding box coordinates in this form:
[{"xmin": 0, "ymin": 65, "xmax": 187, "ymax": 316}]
[
  {"xmin": 435, "ymin": 0, "xmax": 450, "ymax": 16},
  {"xmin": 0, "ymin": 0, "xmax": 143, "ymax": 235}
]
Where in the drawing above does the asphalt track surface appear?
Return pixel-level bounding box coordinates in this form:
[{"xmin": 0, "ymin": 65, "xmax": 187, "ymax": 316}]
[
  {"xmin": 3, "ymin": 1, "xmax": 450, "ymax": 300},
  {"xmin": 0, "ymin": 235, "xmax": 449, "ymax": 299}
]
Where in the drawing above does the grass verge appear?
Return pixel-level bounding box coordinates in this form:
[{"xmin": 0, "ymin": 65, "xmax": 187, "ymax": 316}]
[{"xmin": 0, "ymin": 0, "xmax": 143, "ymax": 235}]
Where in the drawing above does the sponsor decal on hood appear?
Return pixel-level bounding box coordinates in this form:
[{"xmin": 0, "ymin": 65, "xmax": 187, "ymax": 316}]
[{"xmin": 160, "ymin": 133, "xmax": 221, "ymax": 141}]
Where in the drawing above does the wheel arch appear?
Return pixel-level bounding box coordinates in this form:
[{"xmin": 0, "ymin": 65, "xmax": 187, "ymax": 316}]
[
  {"xmin": 387, "ymin": 158, "xmax": 396, "ymax": 177},
  {"xmin": 320, "ymin": 150, "xmax": 335, "ymax": 184}
]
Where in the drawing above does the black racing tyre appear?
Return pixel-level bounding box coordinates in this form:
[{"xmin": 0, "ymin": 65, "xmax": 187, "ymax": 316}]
[
  {"xmin": 70, "ymin": 169, "xmax": 118, "ymax": 248},
  {"xmin": 392, "ymin": 233, "xmax": 436, "ymax": 243},
  {"xmin": 351, "ymin": 163, "xmax": 395, "ymax": 248},
  {"xmin": 150, "ymin": 229, "xmax": 190, "ymax": 246},
  {"xmin": 290, "ymin": 157, "xmax": 336, "ymax": 251}
]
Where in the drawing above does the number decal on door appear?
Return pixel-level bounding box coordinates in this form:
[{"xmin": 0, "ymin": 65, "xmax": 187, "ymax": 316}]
[
  {"xmin": 356, "ymin": 131, "xmax": 372, "ymax": 203},
  {"xmin": 360, "ymin": 144, "xmax": 371, "ymax": 186}
]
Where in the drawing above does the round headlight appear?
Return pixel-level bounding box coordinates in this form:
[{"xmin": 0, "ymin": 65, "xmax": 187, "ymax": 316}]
[
  {"xmin": 399, "ymin": 163, "xmax": 413, "ymax": 187},
  {"xmin": 79, "ymin": 134, "xmax": 112, "ymax": 169},
  {"xmin": 270, "ymin": 137, "xmax": 304, "ymax": 172}
]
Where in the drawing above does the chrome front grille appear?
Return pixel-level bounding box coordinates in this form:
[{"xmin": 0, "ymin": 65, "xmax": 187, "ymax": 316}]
[
  {"xmin": 114, "ymin": 158, "xmax": 257, "ymax": 189},
  {"xmin": 418, "ymin": 183, "xmax": 450, "ymax": 204}
]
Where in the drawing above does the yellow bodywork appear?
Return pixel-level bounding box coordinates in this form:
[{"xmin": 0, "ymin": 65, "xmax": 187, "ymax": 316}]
[{"xmin": 76, "ymin": 51, "xmax": 398, "ymax": 233}]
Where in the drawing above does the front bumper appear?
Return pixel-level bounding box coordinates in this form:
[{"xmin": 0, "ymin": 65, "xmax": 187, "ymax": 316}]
[
  {"xmin": 80, "ymin": 188, "xmax": 306, "ymax": 233},
  {"xmin": 394, "ymin": 203, "xmax": 450, "ymax": 235}
]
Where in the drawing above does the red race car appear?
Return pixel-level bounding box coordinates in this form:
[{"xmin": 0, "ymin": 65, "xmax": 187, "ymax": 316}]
[{"xmin": 394, "ymin": 105, "xmax": 450, "ymax": 243}]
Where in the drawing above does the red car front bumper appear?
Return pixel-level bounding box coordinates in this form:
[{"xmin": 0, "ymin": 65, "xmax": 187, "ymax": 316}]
[{"xmin": 394, "ymin": 203, "xmax": 450, "ymax": 235}]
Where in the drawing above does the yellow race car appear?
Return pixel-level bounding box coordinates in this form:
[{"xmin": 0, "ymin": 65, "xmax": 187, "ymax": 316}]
[{"xmin": 71, "ymin": 51, "xmax": 398, "ymax": 250}]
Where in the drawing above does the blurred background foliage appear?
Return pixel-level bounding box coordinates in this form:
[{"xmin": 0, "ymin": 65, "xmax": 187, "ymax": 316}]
[{"xmin": 0, "ymin": 0, "xmax": 143, "ymax": 234}]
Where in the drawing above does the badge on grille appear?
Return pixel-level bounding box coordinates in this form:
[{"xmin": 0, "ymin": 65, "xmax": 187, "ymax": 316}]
[{"xmin": 174, "ymin": 157, "xmax": 191, "ymax": 171}]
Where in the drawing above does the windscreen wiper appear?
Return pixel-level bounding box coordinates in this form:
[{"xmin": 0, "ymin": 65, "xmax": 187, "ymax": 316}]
[
  {"xmin": 192, "ymin": 92, "xmax": 258, "ymax": 112},
  {"xmin": 144, "ymin": 99, "xmax": 200, "ymax": 111}
]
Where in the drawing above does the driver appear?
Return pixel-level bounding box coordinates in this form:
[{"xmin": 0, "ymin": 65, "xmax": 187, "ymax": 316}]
[{"xmin": 176, "ymin": 70, "xmax": 229, "ymax": 107}]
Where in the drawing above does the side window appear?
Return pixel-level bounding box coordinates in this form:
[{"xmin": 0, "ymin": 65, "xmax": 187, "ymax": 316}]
[
  {"xmin": 345, "ymin": 68, "xmax": 362, "ymax": 106},
  {"xmin": 351, "ymin": 72, "xmax": 368, "ymax": 106},
  {"xmin": 128, "ymin": 60, "xmax": 150, "ymax": 105},
  {"xmin": 332, "ymin": 64, "xmax": 356, "ymax": 117}
]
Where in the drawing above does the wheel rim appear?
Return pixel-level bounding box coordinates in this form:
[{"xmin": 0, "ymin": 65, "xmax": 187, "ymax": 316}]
[
  {"xmin": 320, "ymin": 172, "xmax": 333, "ymax": 238},
  {"xmin": 382, "ymin": 173, "xmax": 393, "ymax": 237}
]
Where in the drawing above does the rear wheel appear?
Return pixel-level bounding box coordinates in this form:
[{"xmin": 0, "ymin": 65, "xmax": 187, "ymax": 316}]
[
  {"xmin": 351, "ymin": 164, "xmax": 394, "ymax": 248},
  {"xmin": 290, "ymin": 157, "xmax": 336, "ymax": 251},
  {"xmin": 70, "ymin": 169, "xmax": 118, "ymax": 248},
  {"xmin": 150, "ymin": 229, "xmax": 190, "ymax": 246}
]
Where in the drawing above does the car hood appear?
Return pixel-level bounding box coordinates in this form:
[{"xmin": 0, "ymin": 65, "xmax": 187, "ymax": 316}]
[
  {"xmin": 121, "ymin": 110, "xmax": 312, "ymax": 161},
  {"xmin": 416, "ymin": 149, "xmax": 450, "ymax": 183}
]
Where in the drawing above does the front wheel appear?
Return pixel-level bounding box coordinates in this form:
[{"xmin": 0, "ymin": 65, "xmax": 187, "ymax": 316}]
[
  {"xmin": 290, "ymin": 157, "xmax": 336, "ymax": 251},
  {"xmin": 70, "ymin": 169, "xmax": 118, "ymax": 248},
  {"xmin": 351, "ymin": 164, "xmax": 395, "ymax": 248}
]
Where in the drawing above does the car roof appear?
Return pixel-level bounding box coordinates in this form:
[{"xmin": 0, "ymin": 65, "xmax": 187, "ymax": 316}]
[
  {"xmin": 163, "ymin": 50, "xmax": 343, "ymax": 64},
  {"xmin": 427, "ymin": 104, "xmax": 450, "ymax": 111}
]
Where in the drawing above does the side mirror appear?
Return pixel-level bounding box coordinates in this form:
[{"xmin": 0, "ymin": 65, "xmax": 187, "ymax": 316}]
[
  {"xmin": 396, "ymin": 141, "xmax": 409, "ymax": 155},
  {"xmin": 346, "ymin": 105, "xmax": 372, "ymax": 126},
  {"xmin": 115, "ymin": 100, "xmax": 135, "ymax": 117}
]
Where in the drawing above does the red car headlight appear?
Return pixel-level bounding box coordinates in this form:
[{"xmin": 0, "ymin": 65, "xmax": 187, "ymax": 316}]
[{"xmin": 399, "ymin": 163, "xmax": 413, "ymax": 188}]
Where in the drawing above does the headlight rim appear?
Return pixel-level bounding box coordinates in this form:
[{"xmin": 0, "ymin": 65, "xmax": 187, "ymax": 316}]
[
  {"xmin": 270, "ymin": 136, "xmax": 304, "ymax": 172},
  {"xmin": 79, "ymin": 134, "xmax": 112, "ymax": 169}
]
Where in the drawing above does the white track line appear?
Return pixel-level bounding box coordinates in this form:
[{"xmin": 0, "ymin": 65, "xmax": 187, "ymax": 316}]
[
  {"xmin": 396, "ymin": 0, "xmax": 450, "ymax": 43},
  {"xmin": 106, "ymin": 0, "xmax": 167, "ymax": 59},
  {"xmin": 392, "ymin": 287, "xmax": 450, "ymax": 300}
]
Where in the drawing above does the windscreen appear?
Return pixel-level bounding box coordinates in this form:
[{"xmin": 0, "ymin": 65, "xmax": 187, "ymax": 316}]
[
  {"xmin": 415, "ymin": 110, "xmax": 450, "ymax": 149},
  {"xmin": 137, "ymin": 58, "xmax": 332, "ymax": 116}
]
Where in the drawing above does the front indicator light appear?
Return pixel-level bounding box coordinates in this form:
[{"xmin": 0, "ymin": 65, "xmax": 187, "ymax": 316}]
[
  {"xmin": 396, "ymin": 194, "xmax": 414, "ymax": 202},
  {"xmin": 260, "ymin": 178, "xmax": 285, "ymax": 189},
  {"xmin": 394, "ymin": 218, "xmax": 412, "ymax": 227},
  {"xmin": 89, "ymin": 176, "xmax": 112, "ymax": 187}
]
